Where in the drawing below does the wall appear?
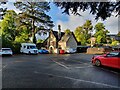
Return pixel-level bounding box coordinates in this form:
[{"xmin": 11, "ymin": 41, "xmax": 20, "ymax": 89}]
[{"xmin": 66, "ymin": 35, "xmax": 77, "ymax": 49}]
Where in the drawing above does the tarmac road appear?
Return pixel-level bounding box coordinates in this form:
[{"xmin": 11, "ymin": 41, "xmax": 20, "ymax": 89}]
[{"xmin": 1, "ymin": 53, "xmax": 120, "ymax": 88}]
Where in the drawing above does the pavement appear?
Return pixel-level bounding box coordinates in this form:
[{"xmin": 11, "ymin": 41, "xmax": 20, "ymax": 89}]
[{"xmin": 1, "ymin": 53, "xmax": 120, "ymax": 88}]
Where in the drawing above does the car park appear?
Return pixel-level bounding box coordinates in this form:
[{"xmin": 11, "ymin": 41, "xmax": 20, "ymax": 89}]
[
  {"xmin": 38, "ymin": 49, "xmax": 49, "ymax": 54},
  {"xmin": 0, "ymin": 48, "xmax": 13, "ymax": 56},
  {"xmin": 92, "ymin": 51, "xmax": 120, "ymax": 69}
]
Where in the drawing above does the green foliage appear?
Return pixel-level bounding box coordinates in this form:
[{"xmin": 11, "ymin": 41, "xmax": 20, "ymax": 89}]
[
  {"xmin": 55, "ymin": 2, "xmax": 119, "ymax": 20},
  {"xmin": 12, "ymin": 42, "xmax": 21, "ymax": 54},
  {"xmin": 111, "ymin": 40, "xmax": 119, "ymax": 46},
  {"xmin": 37, "ymin": 39, "xmax": 44, "ymax": 44},
  {"xmin": 14, "ymin": 2, "xmax": 54, "ymax": 43},
  {"xmin": 74, "ymin": 26, "xmax": 83, "ymax": 42},
  {"xmin": 0, "ymin": 1, "xmax": 7, "ymax": 19},
  {"xmin": 64, "ymin": 29, "xmax": 71, "ymax": 35},
  {"xmin": 118, "ymin": 31, "xmax": 120, "ymax": 36},
  {"xmin": 0, "ymin": 10, "xmax": 31, "ymax": 53},
  {"xmin": 94, "ymin": 22, "xmax": 109, "ymax": 44},
  {"xmin": 74, "ymin": 20, "xmax": 93, "ymax": 45},
  {"xmin": 0, "ymin": 10, "xmax": 17, "ymax": 41}
]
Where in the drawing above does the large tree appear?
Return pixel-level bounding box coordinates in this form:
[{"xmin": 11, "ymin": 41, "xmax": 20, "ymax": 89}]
[
  {"xmin": 14, "ymin": 2, "xmax": 54, "ymax": 44},
  {"xmin": 0, "ymin": 10, "xmax": 17, "ymax": 47},
  {"xmin": 94, "ymin": 22, "xmax": 109, "ymax": 44},
  {"xmin": 74, "ymin": 26, "xmax": 84, "ymax": 44},
  {"xmin": 74, "ymin": 20, "xmax": 93, "ymax": 45},
  {"xmin": 54, "ymin": 1, "xmax": 120, "ymax": 20}
]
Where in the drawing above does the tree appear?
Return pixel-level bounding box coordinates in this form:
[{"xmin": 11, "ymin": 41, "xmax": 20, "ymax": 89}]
[
  {"xmin": 54, "ymin": 2, "xmax": 120, "ymax": 20},
  {"xmin": 94, "ymin": 22, "xmax": 109, "ymax": 44},
  {"xmin": 82, "ymin": 20, "xmax": 93, "ymax": 43},
  {"xmin": 0, "ymin": 1, "xmax": 7, "ymax": 19},
  {"xmin": 117, "ymin": 31, "xmax": 120, "ymax": 36},
  {"xmin": 64, "ymin": 29, "xmax": 71, "ymax": 35},
  {"xmin": 111, "ymin": 40, "xmax": 119, "ymax": 46},
  {"xmin": 0, "ymin": 10, "xmax": 18, "ymax": 48},
  {"xmin": 74, "ymin": 20, "xmax": 93, "ymax": 45},
  {"xmin": 14, "ymin": 2, "xmax": 54, "ymax": 44},
  {"xmin": 0, "ymin": 10, "xmax": 17, "ymax": 42},
  {"xmin": 74, "ymin": 26, "xmax": 83, "ymax": 43}
]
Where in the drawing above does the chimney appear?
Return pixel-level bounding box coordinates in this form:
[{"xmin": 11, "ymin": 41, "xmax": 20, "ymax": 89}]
[{"xmin": 58, "ymin": 25, "xmax": 61, "ymax": 39}]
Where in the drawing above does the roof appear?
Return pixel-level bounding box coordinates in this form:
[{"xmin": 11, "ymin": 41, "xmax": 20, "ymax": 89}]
[
  {"xmin": 59, "ymin": 32, "xmax": 78, "ymax": 43},
  {"xmin": 52, "ymin": 31, "xmax": 65, "ymax": 41}
]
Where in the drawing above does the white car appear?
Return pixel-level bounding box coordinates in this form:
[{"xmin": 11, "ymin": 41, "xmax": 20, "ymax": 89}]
[
  {"xmin": 0, "ymin": 48, "xmax": 13, "ymax": 56},
  {"xmin": 66, "ymin": 48, "xmax": 76, "ymax": 53}
]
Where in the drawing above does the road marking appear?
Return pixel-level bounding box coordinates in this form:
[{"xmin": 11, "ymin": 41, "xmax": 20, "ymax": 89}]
[
  {"xmin": 51, "ymin": 59, "xmax": 70, "ymax": 69},
  {"xmin": 75, "ymin": 65, "xmax": 93, "ymax": 68},
  {"xmin": 0, "ymin": 65, "xmax": 7, "ymax": 71},
  {"xmin": 34, "ymin": 71, "xmax": 120, "ymax": 88}
]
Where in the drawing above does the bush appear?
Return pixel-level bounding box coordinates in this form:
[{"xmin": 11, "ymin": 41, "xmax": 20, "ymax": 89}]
[
  {"xmin": 12, "ymin": 42, "xmax": 21, "ymax": 54},
  {"xmin": 111, "ymin": 40, "xmax": 119, "ymax": 46}
]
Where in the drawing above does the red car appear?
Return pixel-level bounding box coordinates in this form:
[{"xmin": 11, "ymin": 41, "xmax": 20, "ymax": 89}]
[{"xmin": 92, "ymin": 51, "xmax": 120, "ymax": 69}]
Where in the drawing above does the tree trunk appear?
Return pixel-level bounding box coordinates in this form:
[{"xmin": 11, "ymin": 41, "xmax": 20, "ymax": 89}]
[{"xmin": 32, "ymin": 18, "xmax": 36, "ymax": 44}]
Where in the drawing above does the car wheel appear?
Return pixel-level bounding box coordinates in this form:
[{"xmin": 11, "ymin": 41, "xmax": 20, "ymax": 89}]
[{"xmin": 95, "ymin": 60, "xmax": 101, "ymax": 67}]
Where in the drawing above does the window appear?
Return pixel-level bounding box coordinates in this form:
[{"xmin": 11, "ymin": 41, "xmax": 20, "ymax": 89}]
[
  {"xmin": 27, "ymin": 46, "xmax": 29, "ymax": 49},
  {"xmin": 107, "ymin": 52, "xmax": 119, "ymax": 57}
]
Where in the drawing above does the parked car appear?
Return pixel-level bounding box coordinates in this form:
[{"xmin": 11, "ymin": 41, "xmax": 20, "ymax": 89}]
[
  {"xmin": 20, "ymin": 43, "xmax": 38, "ymax": 54},
  {"xmin": 38, "ymin": 49, "xmax": 49, "ymax": 54},
  {"xmin": 77, "ymin": 46, "xmax": 90, "ymax": 53},
  {"xmin": 66, "ymin": 48, "xmax": 76, "ymax": 53},
  {"xmin": 92, "ymin": 51, "xmax": 120, "ymax": 69},
  {"xmin": 0, "ymin": 48, "xmax": 13, "ymax": 56}
]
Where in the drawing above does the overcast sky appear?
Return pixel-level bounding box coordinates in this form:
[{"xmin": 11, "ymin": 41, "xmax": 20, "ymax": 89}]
[{"xmin": 1, "ymin": 1, "xmax": 119, "ymax": 39}]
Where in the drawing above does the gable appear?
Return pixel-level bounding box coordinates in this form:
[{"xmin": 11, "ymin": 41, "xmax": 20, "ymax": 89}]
[
  {"xmin": 59, "ymin": 32, "xmax": 77, "ymax": 43},
  {"xmin": 67, "ymin": 34, "xmax": 77, "ymax": 44}
]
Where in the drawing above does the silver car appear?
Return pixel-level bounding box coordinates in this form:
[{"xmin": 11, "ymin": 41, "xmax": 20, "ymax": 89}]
[{"xmin": 0, "ymin": 48, "xmax": 13, "ymax": 56}]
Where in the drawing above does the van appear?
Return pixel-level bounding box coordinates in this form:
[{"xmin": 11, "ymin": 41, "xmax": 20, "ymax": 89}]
[{"xmin": 20, "ymin": 43, "xmax": 38, "ymax": 54}]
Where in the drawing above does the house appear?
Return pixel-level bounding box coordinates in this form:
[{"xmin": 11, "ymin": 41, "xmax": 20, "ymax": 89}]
[
  {"xmin": 58, "ymin": 32, "xmax": 77, "ymax": 50},
  {"xmin": 44, "ymin": 30, "xmax": 78, "ymax": 53}
]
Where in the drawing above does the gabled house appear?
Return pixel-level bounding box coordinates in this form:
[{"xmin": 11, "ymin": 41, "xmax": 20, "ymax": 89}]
[
  {"xmin": 44, "ymin": 30, "xmax": 78, "ymax": 53},
  {"xmin": 58, "ymin": 32, "xmax": 77, "ymax": 50}
]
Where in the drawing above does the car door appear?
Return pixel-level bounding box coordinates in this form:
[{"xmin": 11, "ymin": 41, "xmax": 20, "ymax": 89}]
[{"xmin": 105, "ymin": 52, "xmax": 119, "ymax": 68}]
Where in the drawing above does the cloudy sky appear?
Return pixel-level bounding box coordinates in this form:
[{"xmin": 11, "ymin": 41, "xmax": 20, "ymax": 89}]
[
  {"xmin": 2, "ymin": 1, "xmax": 119, "ymax": 39},
  {"xmin": 48, "ymin": 3, "xmax": 119, "ymax": 34}
]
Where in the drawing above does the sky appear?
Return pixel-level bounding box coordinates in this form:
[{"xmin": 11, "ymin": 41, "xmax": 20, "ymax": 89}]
[{"xmin": 1, "ymin": 1, "xmax": 119, "ymax": 39}]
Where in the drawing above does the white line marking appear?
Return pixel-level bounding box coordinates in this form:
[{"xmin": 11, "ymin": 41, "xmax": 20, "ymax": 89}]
[
  {"xmin": 51, "ymin": 59, "xmax": 70, "ymax": 69},
  {"xmin": 0, "ymin": 65, "xmax": 7, "ymax": 71},
  {"xmin": 34, "ymin": 71, "xmax": 120, "ymax": 88},
  {"xmin": 75, "ymin": 65, "xmax": 93, "ymax": 68}
]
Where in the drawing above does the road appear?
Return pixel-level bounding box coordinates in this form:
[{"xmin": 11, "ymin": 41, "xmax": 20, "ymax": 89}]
[{"xmin": 1, "ymin": 53, "xmax": 120, "ymax": 88}]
